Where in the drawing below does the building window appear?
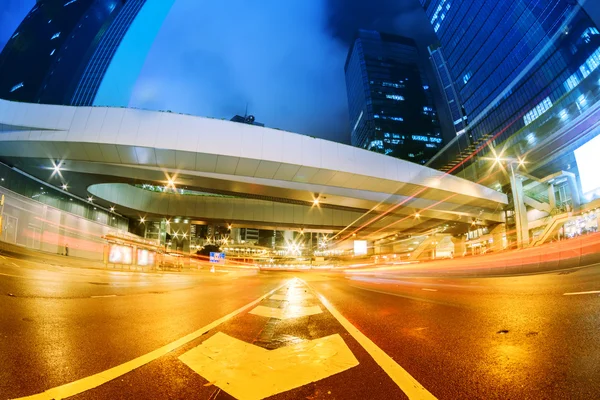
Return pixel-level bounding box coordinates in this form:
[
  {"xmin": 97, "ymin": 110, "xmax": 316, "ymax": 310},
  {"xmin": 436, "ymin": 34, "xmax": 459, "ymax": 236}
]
[
  {"xmin": 50, "ymin": 49, "xmax": 56, "ymax": 56},
  {"xmin": 386, "ymin": 94, "xmax": 405, "ymax": 101},
  {"xmin": 11, "ymin": 32, "xmax": 19, "ymax": 39},
  {"xmin": 51, "ymin": 32, "xmax": 61, "ymax": 40},
  {"xmin": 564, "ymin": 73, "xmax": 580, "ymax": 92},
  {"xmin": 64, "ymin": 0, "xmax": 78, "ymax": 6},
  {"xmin": 463, "ymin": 72, "xmax": 472, "ymax": 84},
  {"xmin": 582, "ymin": 27, "xmax": 599, "ymax": 43},
  {"xmin": 10, "ymin": 82, "xmax": 24, "ymax": 93},
  {"xmin": 523, "ymin": 97, "xmax": 553, "ymax": 126},
  {"xmin": 382, "ymin": 82, "xmax": 403, "ymax": 89}
]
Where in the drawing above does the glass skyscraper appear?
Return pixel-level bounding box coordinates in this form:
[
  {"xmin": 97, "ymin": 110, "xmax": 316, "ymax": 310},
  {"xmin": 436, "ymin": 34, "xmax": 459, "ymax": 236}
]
[
  {"xmin": 429, "ymin": 44, "xmax": 467, "ymax": 136},
  {"xmin": 344, "ymin": 30, "xmax": 443, "ymax": 165},
  {"xmin": 71, "ymin": 0, "xmax": 147, "ymax": 106},
  {"xmin": 0, "ymin": 0, "xmax": 156, "ymax": 107},
  {"xmin": 421, "ymin": 0, "xmax": 600, "ymax": 177}
]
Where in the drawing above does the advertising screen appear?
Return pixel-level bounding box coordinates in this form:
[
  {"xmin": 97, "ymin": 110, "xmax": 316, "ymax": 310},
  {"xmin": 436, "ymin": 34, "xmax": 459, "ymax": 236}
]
[
  {"xmin": 353, "ymin": 240, "xmax": 368, "ymax": 256},
  {"xmin": 137, "ymin": 249, "xmax": 155, "ymax": 266},
  {"xmin": 575, "ymin": 133, "xmax": 600, "ymax": 194},
  {"xmin": 109, "ymin": 245, "xmax": 133, "ymax": 264}
]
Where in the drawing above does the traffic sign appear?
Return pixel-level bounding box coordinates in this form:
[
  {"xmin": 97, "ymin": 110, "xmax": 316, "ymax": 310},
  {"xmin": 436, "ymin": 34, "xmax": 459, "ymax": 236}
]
[{"xmin": 209, "ymin": 252, "xmax": 225, "ymax": 263}]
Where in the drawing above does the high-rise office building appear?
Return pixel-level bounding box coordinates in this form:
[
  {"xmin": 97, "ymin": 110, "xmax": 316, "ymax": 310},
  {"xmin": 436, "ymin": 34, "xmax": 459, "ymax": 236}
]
[
  {"xmin": 0, "ymin": 0, "xmax": 172, "ymax": 107},
  {"xmin": 421, "ymin": 0, "xmax": 600, "ymax": 176},
  {"xmin": 71, "ymin": 0, "xmax": 147, "ymax": 105},
  {"xmin": 0, "ymin": 0, "xmax": 124, "ymax": 104},
  {"xmin": 344, "ymin": 30, "xmax": 443, "ymax": 165},
  {"xmin": 428, "ymin": 44, "xmax": 467, "ymax": 136}
]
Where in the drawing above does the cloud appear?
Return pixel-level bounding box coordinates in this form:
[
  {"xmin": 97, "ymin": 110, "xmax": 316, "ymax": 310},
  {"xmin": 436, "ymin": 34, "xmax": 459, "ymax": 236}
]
[{"xmin": 130, "ymin": 0, "xmax": 351, "ymax": 143}]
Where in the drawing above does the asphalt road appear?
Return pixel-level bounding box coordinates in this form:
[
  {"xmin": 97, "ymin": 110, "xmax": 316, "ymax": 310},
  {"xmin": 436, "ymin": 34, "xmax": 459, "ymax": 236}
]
[{"xmin": 1, "ymin": 253, "xmax": 600, "ymax": 399}]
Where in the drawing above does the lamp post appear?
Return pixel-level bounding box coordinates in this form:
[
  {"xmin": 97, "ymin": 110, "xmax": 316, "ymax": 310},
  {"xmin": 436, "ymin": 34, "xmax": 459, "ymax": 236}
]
[{"xmin": 490, "ymin": 155, "xmax": 529, "ymax": 248}]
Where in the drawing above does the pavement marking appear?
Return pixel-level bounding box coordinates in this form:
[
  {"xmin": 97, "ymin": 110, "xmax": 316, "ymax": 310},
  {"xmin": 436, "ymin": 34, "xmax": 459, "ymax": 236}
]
[
  {"xmin": 270, "ymin": 293, "xmax": 314, "ymax": 301},
  {"xmin": 350, "ymin": 285, "xmax": 461, "ymax": 308},
  {"xmin": 179, "ymin": 332, "xmax": 358, "ymax": 400},
  {"xmin": 12, "ymin": 280, "xmax": 292, "ymax": 400},
  {"xmin": 421, "ymin": 288, "xmax": 437, "ymax": 292},
  {"xmin": 563, "ymin": 290, "xmax": 600, "ymax": 296},
  {"xmin": 306, "ymin": 281, "xmax": 437, "ymax": 400},
  {"xmin": 11, "ymin": 262, "xmax": 21, "ymax": 269},
  {"xmin": 249, "ymin": 304, "xmax": 322, "ymax": 319},
  {"xmin": 90, "ymin": 295, "xmax": 117, "ymax": 298},
  {"xmin": 0, "ymin": 254, "xmax": 7, "ymax": 259}
]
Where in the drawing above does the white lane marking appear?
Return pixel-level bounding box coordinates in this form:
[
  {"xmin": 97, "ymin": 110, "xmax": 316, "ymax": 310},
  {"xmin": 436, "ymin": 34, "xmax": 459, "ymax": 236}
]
[
  {"xmin": 12, "ymin": 280, "xmax": 292, "ymax": 400},
  {"xmin": 179, "ymin": 332, "xmax": 358, "ymax": 400},
  {"xmin": 270, "ymin": 293, "xmax": 314, "ymax": 301},
  {"xmin": 0, "ymin": 254, "xmax": 7, "ymax": 259},
  {"xmin": 563, "ymin": 290, "xmax": 600, "ymax": 296},
  {"xmin": 421, "ymin": 288, "xmax": 437, "ymax": 292},
  {"xmin": 303, "ymin": 280, "xmax": 437, "ymax": 400},
  {"xmin": 349, "ymin": 285, "xmax": 461, "ymax": 308},
  {"xmin": 90, "ymin": 295, "xmax": 117, "ymax": 298},
  {"xmin": 249, "ymin": 305, "xmax": 322, "ymax": 319}
]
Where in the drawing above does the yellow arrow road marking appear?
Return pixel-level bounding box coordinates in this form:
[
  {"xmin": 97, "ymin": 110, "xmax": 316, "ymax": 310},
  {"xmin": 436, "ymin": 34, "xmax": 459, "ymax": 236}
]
[
  {"xmin": 179, "ymin": 332, "xmax": 358, "ymax": 400},
  {"xmin": 270, "ymin": 293, "xmax": 314, "ymax": 301},
  {"xmin": 249, "ymin": 304, "xmax": 322, "ymax": 319},
  {"xmin": 11, "ymin": 280, "xmax": 292, "ymax": 400}
]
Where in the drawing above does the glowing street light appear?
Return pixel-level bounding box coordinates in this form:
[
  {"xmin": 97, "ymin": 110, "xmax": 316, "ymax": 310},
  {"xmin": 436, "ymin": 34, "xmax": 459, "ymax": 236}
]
[
  {"xmin": 415, "ymin": 213, "xmax": 421, "ymax": 219},
  {"xmin": 61, "ymin": 183, "xmax": 68, "ymax": 190},
  {"xmin": 51, "ymin": 161, "xmax": 63, "ymax": 178},
  {"xmin": 110, "ymin": 206, "xmax": 115, "ymax": 213},
  {"xmin": 140, "ymin": 217, "xmax": 146, "ymax": 223},
  {"xmin": 87, "ymin": 196, "xmax": 93, "ymax": 202}
]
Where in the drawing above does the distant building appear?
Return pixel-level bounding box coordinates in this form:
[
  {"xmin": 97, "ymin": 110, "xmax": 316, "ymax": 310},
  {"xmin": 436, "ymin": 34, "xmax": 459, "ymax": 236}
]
[
  {"xmin": 0, "ymin": 0, "xmax": 172, "ymax": 106},
  {"xmin": 239, "ymin": 228, "xmax": 259, "ymax": 244},
  {"xmin": 344, "ymin": 29, "xmax": 443, "ymax": 165},
  {"xmin": 230, "ymin": 114, "xmax": 265, "ymax": 127}
]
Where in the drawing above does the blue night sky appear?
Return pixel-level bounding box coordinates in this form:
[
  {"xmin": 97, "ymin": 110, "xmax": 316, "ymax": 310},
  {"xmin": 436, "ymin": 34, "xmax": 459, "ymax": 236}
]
[{"xmin": 1, "ymin": 1, "xmax": 600, "ymax": 143}]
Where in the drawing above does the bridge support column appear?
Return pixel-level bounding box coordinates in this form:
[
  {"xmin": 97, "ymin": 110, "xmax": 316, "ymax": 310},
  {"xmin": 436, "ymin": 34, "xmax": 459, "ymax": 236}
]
[
  {"xmin": 510, "ymin": 165, "xmax": 529, "ymax": 248},
  {"xmin": 450, "ymin": 235, "xmax": 466, "ymax": 258}
]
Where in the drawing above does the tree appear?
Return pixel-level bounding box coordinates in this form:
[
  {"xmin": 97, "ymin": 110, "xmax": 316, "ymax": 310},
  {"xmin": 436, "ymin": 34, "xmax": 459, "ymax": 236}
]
[{"xmin": 197, "ymin": 244, "xmax": 221, "ymax": 257}]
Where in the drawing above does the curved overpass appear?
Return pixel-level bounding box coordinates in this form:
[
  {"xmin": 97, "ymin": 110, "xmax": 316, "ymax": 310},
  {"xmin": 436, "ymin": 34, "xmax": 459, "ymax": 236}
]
[{"xmin": 0, "ymin": 99, "xmax": 507, "ymax": 237}]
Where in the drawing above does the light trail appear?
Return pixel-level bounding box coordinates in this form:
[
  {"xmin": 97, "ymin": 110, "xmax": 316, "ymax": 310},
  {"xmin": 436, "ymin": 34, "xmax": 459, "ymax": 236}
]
[{"xmin": 333, "ymin": 108, "xmax": 528, "ymax": 246}]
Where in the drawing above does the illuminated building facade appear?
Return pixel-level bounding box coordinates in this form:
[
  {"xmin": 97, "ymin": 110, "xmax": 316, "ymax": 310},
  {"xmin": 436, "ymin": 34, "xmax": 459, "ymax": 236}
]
[{"xmin": 421, "ymin": 0, "xmax": 600, "ymax": 177}]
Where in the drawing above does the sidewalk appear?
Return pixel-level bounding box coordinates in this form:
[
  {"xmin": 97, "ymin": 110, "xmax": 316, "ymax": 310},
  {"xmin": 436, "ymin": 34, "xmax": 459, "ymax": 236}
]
[{"xmin": 0, "ymin": 240, "xmax": 207, "ymax": 275}]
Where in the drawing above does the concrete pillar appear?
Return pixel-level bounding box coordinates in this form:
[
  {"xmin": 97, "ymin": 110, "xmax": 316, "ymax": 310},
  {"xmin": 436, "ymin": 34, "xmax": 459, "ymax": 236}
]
[
  {"xmin": 510, "ymin": 165, "xmax": 530, "ymax": 248},
  {"xmin": 450, "ymin": 235, "xmax": 466, "ymax": 257},
  {"xmin": 565, "ymin": 174, "xmax": 581, "ymax": 210},
  {"xmin": 548, "ymin": 183, "xmax": 556, "ymax": 210},
  {"xmin": 490, "ymin": 225, "xmax": 505, "ymax": 252}
]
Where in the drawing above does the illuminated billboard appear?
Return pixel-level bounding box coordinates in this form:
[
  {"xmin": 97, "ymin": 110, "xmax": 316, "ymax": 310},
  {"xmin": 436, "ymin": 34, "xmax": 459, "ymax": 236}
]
[
  {"xmin": 354, "ymin": 240, "xmax": 368, "ymax": 256},
  {"xmin": 109, "ymin": 245, "xmax": 133, "ymax": 264},
  {"xmin": 137, "ymin": 249, "xmax": 156, "ymax": 266},
  {"xmin": 575, "ymin": 133, "xmax": 600, "ymax": 194}
]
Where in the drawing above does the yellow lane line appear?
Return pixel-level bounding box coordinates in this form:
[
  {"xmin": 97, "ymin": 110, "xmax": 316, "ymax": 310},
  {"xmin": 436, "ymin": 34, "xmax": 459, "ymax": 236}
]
[
  {"xmin": 303, "ymin": 279, "xmax": 437, "ymax": 400},
  {"xmin": 12, "ymin": 280, "xmax": 293, "ymax": 400}
]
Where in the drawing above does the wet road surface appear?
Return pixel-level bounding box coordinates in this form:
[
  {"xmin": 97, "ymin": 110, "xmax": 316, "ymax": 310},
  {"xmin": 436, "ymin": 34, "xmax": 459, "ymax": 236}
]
[{"xmin": 1, "ymin": 253, "xmax": 600, "ymax": 399}]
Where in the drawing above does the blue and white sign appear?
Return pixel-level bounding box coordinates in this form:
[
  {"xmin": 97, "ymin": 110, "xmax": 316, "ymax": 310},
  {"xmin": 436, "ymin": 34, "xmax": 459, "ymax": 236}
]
[{"xmin": 210, "ymin": 252, "xmax": 225, "ymax": 263}]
